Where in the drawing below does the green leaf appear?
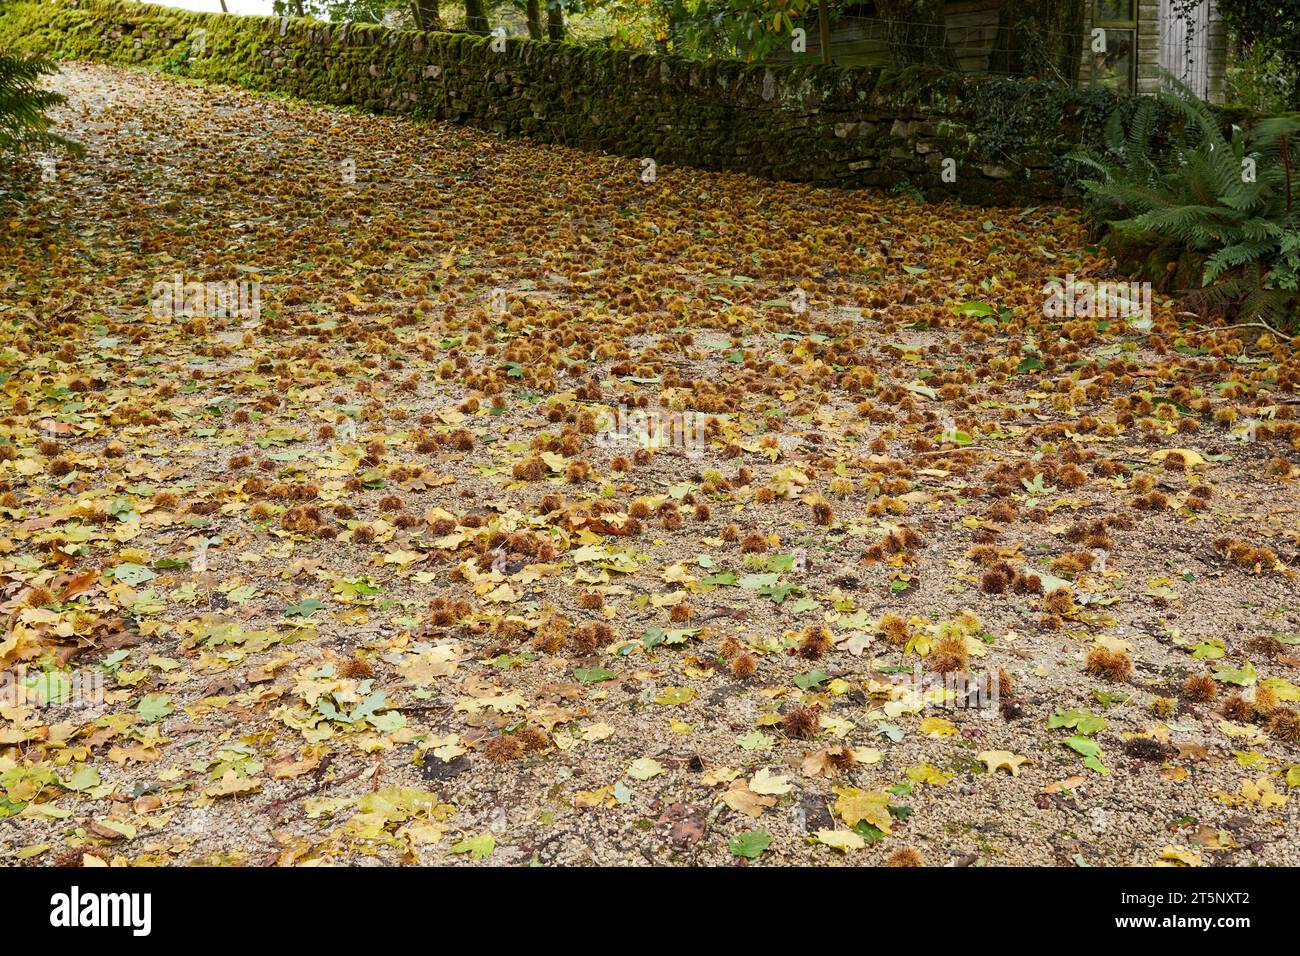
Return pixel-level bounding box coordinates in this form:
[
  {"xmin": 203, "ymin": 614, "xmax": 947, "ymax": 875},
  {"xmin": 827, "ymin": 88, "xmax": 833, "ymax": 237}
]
[
  {"xmin": 952, "ymin": 301, "xmax": 995, "ymax": 317},
  {"xmin": 284, "ymin": 598, "xmax": 326, "ymax": 618},
  {"xmin": 793, "ymin": 669, "xmax": 829, "ymax": 690},
  {"xmin": 227, "ymin": 584, "xmax": 258, "ymax": 604},
  {"xmin": 759, "ymin": 581, "xmax": 802, "ymax": 604},
  {"xmin": 1047, "ymin": 708, "xmax": 1107, "ymax": 735},
  {"xmin": 767, "ymin": 553, "xmax": 797, "ymax": 573},
  {"xmin": 110, "ymin": 562, "xmax": 156, "ymax": 586},
  {"xmin": 449, "ymin": 834, "xmax": 495, "ymax": 858},
  {"xmin": 729, "ymin": 828, "xmax": 772, "ymax": 859},
  {"xmin": 735, "ymin": 730, "xmax": 774, "ymax": 751},
  {"xmin": 851, "ymin": 820, "xmax": 887, "ymax": 844},
  {"xmin": 137, "ymin": 693, "xmax": 173, "ymax": 723},
  {"xmin": 1062, "ymin": 735, "xmax": 1109, "ymax": 775},
  {"xmin": 62, "ymin": 764, "xmax": 101, "ymax": 792},
  {"xmin": 1212, "ymin": 661, "xmax": 1257, "ymax": 686},
  {"xmin": 700, "ymin": 572, "xmax": 737, "ymax": 587},
  {"xmin": 573, "ymin": 667, "xmax": 614, "ymax": 684}
]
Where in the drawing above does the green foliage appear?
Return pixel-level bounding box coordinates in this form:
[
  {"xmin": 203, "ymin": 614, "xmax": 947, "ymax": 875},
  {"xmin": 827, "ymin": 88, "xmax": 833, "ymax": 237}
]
[
  {"xmin": 1216, "ymin": 0, "xmax": 1300, "ymax": 109},
  {"xmin": 270, "ymin": 0, "xmax": 420, "ymax": 25},
  {"xmin": 1069, "ymin": 78, "xmax": 1300, "ymax": 332},
  {"xmin": 0, "ymin": 46, "xmax": 78, "ymax": 157},
  {"xmin": 960, "ymin": 75, "xmax": 1121, "ymax": 164},
  {"xmin": 1226, "ymin": 30, "xmax": 1298, "ymax": 114},
  {"xmin": 666, "ymin": 0, "xmax": 817, "ymax": 60}
]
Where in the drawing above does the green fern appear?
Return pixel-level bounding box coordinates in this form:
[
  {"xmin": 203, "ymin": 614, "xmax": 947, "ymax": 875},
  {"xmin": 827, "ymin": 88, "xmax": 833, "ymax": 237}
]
[
  {"xmin": 1067, "ymin": 75, "xmax": 1300, "ymax": 332},
  {"xmin": 0, "ymin": 47, "xmax": 81, "ymax": 157}
]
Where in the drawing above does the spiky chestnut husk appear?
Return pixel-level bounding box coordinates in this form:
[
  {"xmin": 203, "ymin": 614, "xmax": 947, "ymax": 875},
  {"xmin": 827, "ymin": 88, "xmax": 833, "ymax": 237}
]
[
  {"xmin": 1222, "ymin": 693, "xmax": 1254, "ymax": 722},
  {"xmin": 878, "ymin": 614, "xmax": 909, "ymax": 646},
  {"xmin": 928, "ymin": 636, "xmax": 968, "ymax": 675},
  {"xmin": 1149, "ymin": 696, "xmax": 1176, "ymax": 718},
  {"xmin": 512, "ymin": 458, "xmax": 546, "ymax": 480},
  {"xmin": 1182, "ymin": 673, "xmax": 1217, "ymax": 702},
  {"xmin": 571, "ymin": 621, "xmax": 612, "ymax": 655},
  {"xmin": 340, "ymin": 652, "xmax": 376, "ymax": 679},
  {"xmin": 517, "ymin": 725, "xmax": 549, "ymax": 752},
  {"xmin": 730, "ymin": 652, "xmax": 758, "ymax": 679},
  {"xmin": 781, "ymin": 705, "xmax": 820, "ymax": 739},
  {"xmin": 1085, "ymin": 648, "xmax": 1132, "ymax": 682},
  {"xmin": 483, "ymin": 735, "xmax": 523, "ymax": 763},
  {"xmin": 1266, "ymin": 707, "xmax": 1300, "ymax": 743},
  {"xmin": 798, "ymin": 626, "xmax": 832, "ymax": 660},
  {"xmin": 1043, "ymin": 587, "xmax": 1075, "ymax": 616},
  {"xmin": 885, "ymin": 847, "xmax": 924, "ymax": 867}
]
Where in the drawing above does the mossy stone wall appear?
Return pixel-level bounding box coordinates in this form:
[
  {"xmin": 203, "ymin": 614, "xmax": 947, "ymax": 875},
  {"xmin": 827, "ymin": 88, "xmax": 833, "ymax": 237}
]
[{"xmin": 0, "ymin": 0, "xmax": 1117, "ymax": 203}]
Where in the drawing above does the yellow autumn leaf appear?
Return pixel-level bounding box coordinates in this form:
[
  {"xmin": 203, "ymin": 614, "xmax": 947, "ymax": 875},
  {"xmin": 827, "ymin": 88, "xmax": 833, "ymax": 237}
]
[
  {"xmin": 1150, "ymin": 448, "xmax": 1206, "ymax": 468},
  {"xmin": 581, "ymin": 722, "xmax": 616, "ymax": 742},
  {"xmin": 203, "ymin": 769, "xmax": 262, "ymax": 799},
  {"xmin": 832, "ymin": 787, "xmax": 891, "ymax": 833},
  {"xmin": 574, "ymin": 786, "xmax": 616, "ymax": 809},
  {"xmin": 813, "ymin": 829, "xmax": 865, "ymax": 852},
  {"xmin": 906, "ymin": 763, "xmax": 952, "ymax": 786},
  {"xmin": 977, "ymin": 750, "xmax": 1031, "ymax": 776},
  {"xmin": 748, "ymin": 768, "xmax": 792, "ymax": 795},
  {"xmin": 919, "ymin": 716, "xmax": 957, "ymax": 737},
  {"xmin": 1158, "ymin": 845, "xmax": 1202, "ymax": 867},
  {"xmin": 627, "ymin": 758, "xmax": 664, "ymax": 780},
  {"xmin": 1241, "ymin": 776, "xmax": 1287, "ymax": 808}
]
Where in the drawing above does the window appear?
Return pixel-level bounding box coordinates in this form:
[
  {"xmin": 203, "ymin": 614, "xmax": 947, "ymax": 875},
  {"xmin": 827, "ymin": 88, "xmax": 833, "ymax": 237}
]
[{"xmin": 1092, "ymin": 0, "xmax": 1137, "ymax": 94}]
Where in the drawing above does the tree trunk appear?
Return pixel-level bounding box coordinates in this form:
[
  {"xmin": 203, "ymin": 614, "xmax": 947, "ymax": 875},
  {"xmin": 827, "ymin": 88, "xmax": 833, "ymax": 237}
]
[
  {"xmin": 817, "ymin": 0, "xmax": 832, "ymax": 65},
  {"xmin": 292, "ymin": 0, "xmax": 304, "ymax": 18},
  {"xmin": 413, "ymin": 0, "xmax": 440, "ymax": 31},
  {"xmin": 988, "ymin": 0, "xmax": 1086, "ymax": 82},
  {"xmin": 526, "ymin": 0, "xmax": 543, "ymax": 40},
  {"xmin": 546, "ymin": 5, "xmax": 565, "ymax": 42},
  {"xmin": 219, "ymin": 0, "xmax": 228, "ymax": 12},
  {"xmin": 875, "ymin": 0, "xmax": 957, "ymax": 69},
  {"xmin": 464, "ymin": 0, "xmax": 488, "ymax": 35}
]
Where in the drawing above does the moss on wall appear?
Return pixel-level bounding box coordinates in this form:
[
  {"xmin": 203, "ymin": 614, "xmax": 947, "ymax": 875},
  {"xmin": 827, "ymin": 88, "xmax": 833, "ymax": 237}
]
[{"xmin": 0, "ymin": 0, "xmax": 1120, "ymax": 203}]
